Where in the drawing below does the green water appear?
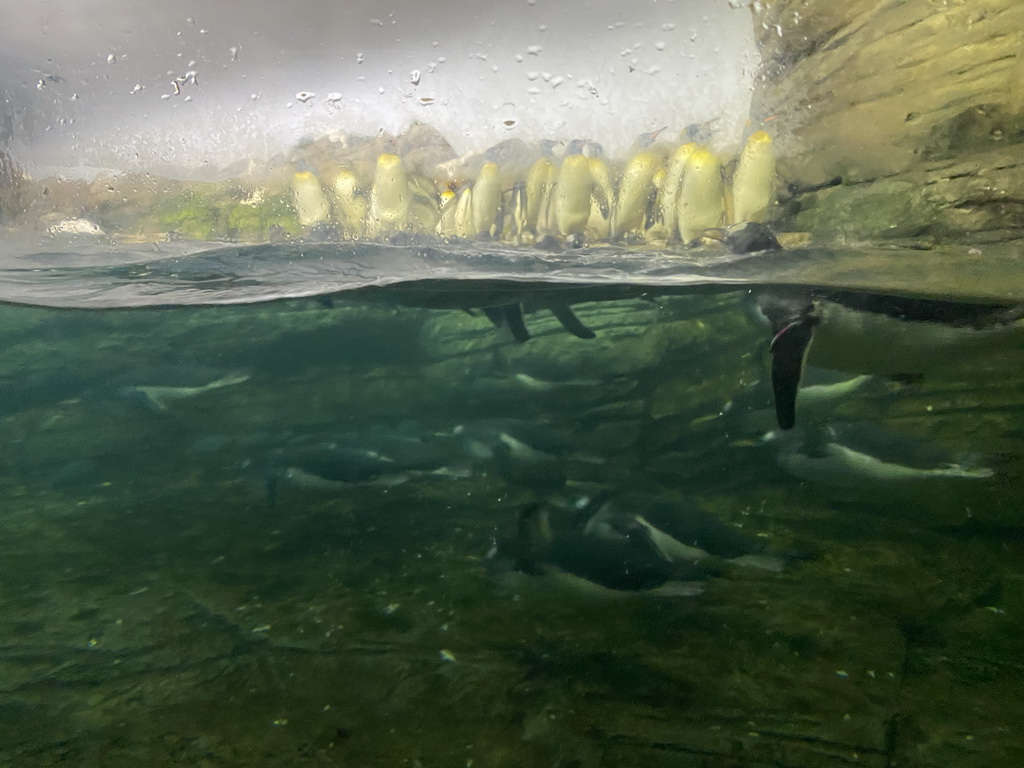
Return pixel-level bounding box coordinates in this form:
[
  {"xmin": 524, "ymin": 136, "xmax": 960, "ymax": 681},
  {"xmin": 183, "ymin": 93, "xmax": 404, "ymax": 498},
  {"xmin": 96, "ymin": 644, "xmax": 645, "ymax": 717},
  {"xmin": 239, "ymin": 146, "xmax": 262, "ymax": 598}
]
[{"xmin": 0, "ymin": 289, "xmax": 1022, "ymax": 768}]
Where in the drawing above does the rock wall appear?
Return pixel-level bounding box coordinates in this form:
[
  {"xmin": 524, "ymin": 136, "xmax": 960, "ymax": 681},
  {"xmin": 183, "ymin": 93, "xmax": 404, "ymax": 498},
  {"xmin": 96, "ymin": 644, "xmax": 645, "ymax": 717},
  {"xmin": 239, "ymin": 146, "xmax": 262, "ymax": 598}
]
[{"xmin": 751, "ymin": 0, "xmax": 1024, "ymax": 243}]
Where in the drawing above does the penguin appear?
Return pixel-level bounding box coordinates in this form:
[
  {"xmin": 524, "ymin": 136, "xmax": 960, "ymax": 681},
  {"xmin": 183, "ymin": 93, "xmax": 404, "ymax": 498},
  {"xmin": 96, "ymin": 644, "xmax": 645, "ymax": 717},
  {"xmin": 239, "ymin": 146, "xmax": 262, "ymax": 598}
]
[
  {"xmin": 407, "ymin": 174, "xmax": 441, "ymax": 233},
  {"xmin": 703, "ymin": 221, "xmax": 782, "ymax": 254},
  {"xmin": 452, "ymin": 186, "xmax": 474, "ymax": 239},
  {"xmin": 766, "ymin": 421, "xmax": 994, "ymax": 486},
  {"xmin": 681, "ymin": 118, "xmax": 721, "ymax": 145},
  {"xmin": 582, "ymin": 493, "xmax": 786, "ymax": 571},
  {"xmin": 611, "ymin": 151, "xmax": 661, "ymax": 241},
  {"xmin": 676, "ymin": 148, "xmax": 725, "ymax": 243},
  {"xmin": 488, "ymin": 493, "xmax": 785, "ymax": 596},
  {"xmin": 586, "ymin": 156, "xmax": 614, "ymax": 241},
  {"xmin": 487, "ymin": 502, "xmax": 708, "ymax": 595},
  {"xmin": 121, "ymin": 370, "xmax": 251, "ymax": 412},
  {"xmin": 290, "ymin": 170, "xmax": 332, "ymax": 228},
  {"xmin": 265, "ymin": 426, "xmax": 469, "ymax": 507},
  {"xmin": 507, "ymin": 181, "xmax": 529, "ymax": 244},
  {"xmin": 731, "ymin": 130, "xmax": 776, "ymax": 224},
  {"xmin": 525, "ymin": 157, "xmax": 557, "ymax": 235},
  {"xmin": 555, "ymin": 153, "xmax": 593, "ymax": 241},
  {"xmin": 327, "ymin": 168, "xmax": 367, "ymax": 239},
  {"xmin": 755, "ymin": 288, "xmax": 1024, "ymax": 430},
  {"xmin": 471, "ymin": 161, "xmax": 503, "ymax": 238},
  {"xmin": 366, "ymin": 153, "xmax": 410, "ymax": 237},
  {"xmin": 435, "ymin": 188, "xmax": 457, "ymax": 237},
  {"xmin": 658, "ymin": 142, "xmax": 698, "ymax": 242}
]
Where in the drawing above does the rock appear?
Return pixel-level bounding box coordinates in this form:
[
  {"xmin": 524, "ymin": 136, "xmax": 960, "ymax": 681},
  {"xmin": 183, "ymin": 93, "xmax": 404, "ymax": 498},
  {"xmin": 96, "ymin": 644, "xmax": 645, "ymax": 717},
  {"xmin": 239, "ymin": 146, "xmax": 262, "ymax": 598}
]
[{"xmin": 751, "ymin": 0, "xmax": 1024, "ymax": 242}]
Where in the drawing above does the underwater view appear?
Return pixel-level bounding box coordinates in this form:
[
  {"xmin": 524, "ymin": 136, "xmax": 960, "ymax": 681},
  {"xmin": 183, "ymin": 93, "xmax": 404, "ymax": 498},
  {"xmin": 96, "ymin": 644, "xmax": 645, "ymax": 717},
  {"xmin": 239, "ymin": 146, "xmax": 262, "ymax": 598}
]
[{"xmin": 2, "ymin": 0, "xmax": 1024, "ymax": 766}]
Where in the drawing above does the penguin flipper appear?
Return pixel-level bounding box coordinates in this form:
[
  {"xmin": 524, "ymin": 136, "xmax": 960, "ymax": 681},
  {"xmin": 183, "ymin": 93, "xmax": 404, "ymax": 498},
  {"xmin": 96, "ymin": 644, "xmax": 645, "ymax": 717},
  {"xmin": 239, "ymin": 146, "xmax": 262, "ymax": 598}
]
[
  {"xmin": 549, "ymin": 304, "xmax": 597, "ymax": 340},
  {"xmin": 769, "ymin": 314, "xmax": 818, "ymax": 430}
]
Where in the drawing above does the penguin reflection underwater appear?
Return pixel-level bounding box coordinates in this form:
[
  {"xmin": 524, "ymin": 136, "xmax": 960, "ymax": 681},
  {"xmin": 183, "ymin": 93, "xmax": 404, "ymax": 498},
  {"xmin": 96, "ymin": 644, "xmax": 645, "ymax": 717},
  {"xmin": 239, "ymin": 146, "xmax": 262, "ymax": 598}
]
[{"xmin": 488, "ymin": 493, "xmax": 789, "ymax": 597}]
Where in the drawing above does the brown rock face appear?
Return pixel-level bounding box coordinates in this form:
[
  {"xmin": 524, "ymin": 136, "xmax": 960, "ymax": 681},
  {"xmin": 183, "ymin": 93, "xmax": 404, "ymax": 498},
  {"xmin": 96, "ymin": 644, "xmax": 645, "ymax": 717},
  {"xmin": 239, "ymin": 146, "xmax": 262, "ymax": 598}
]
[{"xmin": 750, "ymin": 0, "xmax": 1024, "ymax": 242}]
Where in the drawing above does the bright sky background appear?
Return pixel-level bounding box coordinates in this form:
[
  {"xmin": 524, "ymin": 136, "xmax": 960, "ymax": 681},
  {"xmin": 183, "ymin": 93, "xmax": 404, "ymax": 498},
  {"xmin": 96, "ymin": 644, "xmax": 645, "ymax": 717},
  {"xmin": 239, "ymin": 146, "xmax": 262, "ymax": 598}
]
[{"xmin": 0, "ymin": 0, "xmax": 758, "ymax": 179}]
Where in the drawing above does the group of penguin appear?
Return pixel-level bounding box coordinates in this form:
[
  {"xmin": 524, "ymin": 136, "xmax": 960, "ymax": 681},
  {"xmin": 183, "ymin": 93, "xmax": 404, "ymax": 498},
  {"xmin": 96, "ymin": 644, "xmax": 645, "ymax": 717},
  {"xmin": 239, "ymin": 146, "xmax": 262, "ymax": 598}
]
[{"xmin": 289, "ymin": 128, "xmax": 777, "ymax": 248}]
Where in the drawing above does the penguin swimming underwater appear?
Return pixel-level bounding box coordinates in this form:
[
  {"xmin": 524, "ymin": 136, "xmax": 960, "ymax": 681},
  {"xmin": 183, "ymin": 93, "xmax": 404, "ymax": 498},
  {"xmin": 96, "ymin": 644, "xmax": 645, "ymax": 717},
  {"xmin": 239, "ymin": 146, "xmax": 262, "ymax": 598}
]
[
  {"xmin": 754, "ymin": 288, "xmax": 1024, "ymax": 430},
  {"xmin": 487, "ymin": 501, "xmax": 716, "ymax": 596},
  {"xmin": 765, "ymin": 420, "xmax": 994, "ymax": 487},
  {"xmin": 487, "ymin": 493, "xmax": 788, "ymax": 597}
]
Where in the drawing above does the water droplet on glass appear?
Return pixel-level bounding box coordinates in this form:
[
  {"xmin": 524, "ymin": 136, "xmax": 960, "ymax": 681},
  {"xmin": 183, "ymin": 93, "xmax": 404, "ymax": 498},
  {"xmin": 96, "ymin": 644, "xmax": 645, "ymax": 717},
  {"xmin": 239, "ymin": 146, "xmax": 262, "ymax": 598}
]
[
  {"xmin": 550, "ymin": 75, "xmax": 564, "ymax": 88},
  {"xmin": 661, "ymin": 23, "xmax": 677, "ymax": 31},
  {"xmin": 369, "ymin": 18, "xmax": 384, "ymax": 26},
  {"xmin": 356, "ymin": 52, "xmax": 365, "ymax": 64},
  {"xmin": 526, "ymin": 86, "xmax": 540, "ymax": 95},
  {"xmin": 655, "ymin": 41, "xmax": 667, "ymax": 51},
  {"xmin": 250, "ymin": 93, "xmax": 260, "ymax": 101},
  {"xmin": 503, "ymin": 119, "xmax": 518, "ymax": 128},
  {"xmin": 130, "ymin": 83, "xmax": 143, "ymax": 94},
  {"xmin": 295, "ymin": 91, "xmax": 316, "ymax": 103},
  {"xmin": 418, "ymin": 96, "xmax": 435, "ymax": 105},
  {"xmin": 377, "ymin": 86, "xmax": 385, "ymax": 94},
  {"xmin": 514, "ymin": 54, "xmax": 524, "ymax": 63},
  {"xmin": 107, "ymin": 54, "xmax": 117, "ymax": 64},
  {"xmin": 526, "ymin": 45, "xmax": 542, "ymax": 56},
  {"xmin": 538, "ymin": 24, "xmax": 547, "ymax": 32},
  {"xmin": 526, "ymin": 71, "xmax": 539, "ymax": 81},
  {"xmin": 326, "ymin": 92, "xmax": 342, "ymax": 103},
  {"xmin": 229, "ymin": 46, "xmax": 240, "ymax": 62},
  {"xmin": 410, "ymin": 70, "xmax": 421, "ymax": 86}
]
